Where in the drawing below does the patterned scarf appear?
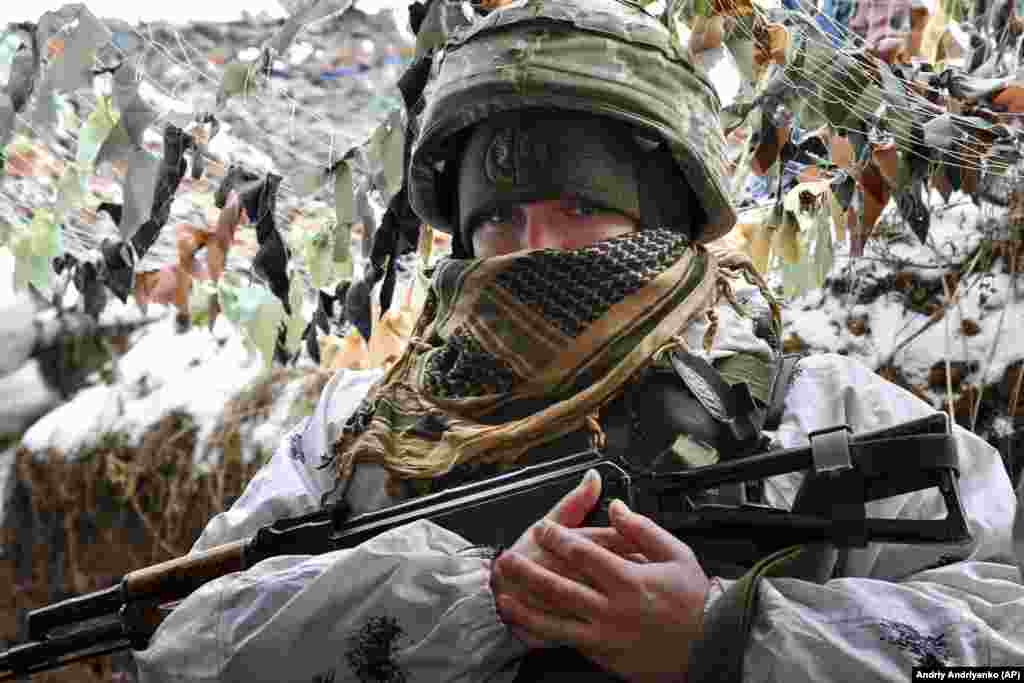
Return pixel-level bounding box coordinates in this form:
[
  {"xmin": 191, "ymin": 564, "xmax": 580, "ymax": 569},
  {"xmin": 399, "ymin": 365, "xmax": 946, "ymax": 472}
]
[{"xmin": 326, "ymin": 229, "xmax": 719, "ymax": 488}]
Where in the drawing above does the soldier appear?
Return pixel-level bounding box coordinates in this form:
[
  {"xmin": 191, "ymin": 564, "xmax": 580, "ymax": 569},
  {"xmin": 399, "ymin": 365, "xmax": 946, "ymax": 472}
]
[{"xmin": 136, "ymin": 0, "xmax": 1022, "ymax": 681}]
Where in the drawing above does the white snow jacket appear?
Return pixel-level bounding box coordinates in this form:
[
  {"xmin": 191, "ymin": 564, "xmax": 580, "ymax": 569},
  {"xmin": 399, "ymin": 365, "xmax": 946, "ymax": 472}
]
[{"xmin": 136, "ymin": 321, "xmax": 1022, "ymax": 682}]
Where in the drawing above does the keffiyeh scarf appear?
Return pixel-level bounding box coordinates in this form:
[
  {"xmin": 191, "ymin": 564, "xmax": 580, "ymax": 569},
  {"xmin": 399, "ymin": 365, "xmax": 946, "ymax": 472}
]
[{"xmin": 326, "ymin": 229, "xmax": 720, "ymax": 488}]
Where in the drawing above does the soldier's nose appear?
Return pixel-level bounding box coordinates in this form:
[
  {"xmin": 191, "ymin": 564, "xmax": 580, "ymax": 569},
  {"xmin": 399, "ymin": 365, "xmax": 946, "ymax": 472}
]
[{"xmin": 523, "ymin": 205, "xmax": 560, "ymax": 250}]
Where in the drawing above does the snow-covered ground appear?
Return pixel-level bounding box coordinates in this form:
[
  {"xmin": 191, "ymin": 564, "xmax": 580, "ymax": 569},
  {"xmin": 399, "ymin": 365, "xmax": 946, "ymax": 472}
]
[
  {"xmin": 21, "ymin": 313, "xmax": 261, "ymax": 458},
  {"xmin": 785, "ymin": 194, "xmax": 1023, "ymax": 402}
]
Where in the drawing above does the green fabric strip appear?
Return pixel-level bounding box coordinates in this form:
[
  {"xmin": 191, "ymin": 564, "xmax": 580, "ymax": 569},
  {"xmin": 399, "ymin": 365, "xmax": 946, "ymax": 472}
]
[
  {"xmin": 686, "ymin": 544, "xmax": 806, "ymax": 683},
  {"xmin": 670, "ymin": 433, "xmax": 719, "ymax": 468},
  {"xmin": 715, "ymin": 352, "xmax": 773, "ymax": 406}
]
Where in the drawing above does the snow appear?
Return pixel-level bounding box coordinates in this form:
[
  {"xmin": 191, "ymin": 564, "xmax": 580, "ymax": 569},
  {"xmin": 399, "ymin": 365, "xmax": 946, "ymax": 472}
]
[
  {"xmin": 21, "ymin": 385, "xmax": 122, "ymax": 455},
  {"xmin": 4, "ymin": 242, "xmax": 276, "ymax": 466},
  {"xmin": 207, "ymin": 126, "xmax": 278, "ymax": 174},
  {"xmin": 0, "ymin": 363, "xmax": 62, "ymax": 436},
  {"xmin": 0, "ymin": 250, "xmax": 13, "ymax": 303},
  {"xmin": 695, "ymin": 46, "xmax": 743, "ymax": 108},
  {"xmin": 20, "ymin": 309, "xmax": 266, "ymax": 463},
  {"xmin": 784, "ymin": 191, "xmax": 1024, "ymax": 409},
  {"xmin": 6, "ymin": 224, "xmax": 328, "ymax": 469},
  {"xmin": 248, "ymin": 377, "xmax": 306, "ymax": 462},
  {"xmin": 0, "ymin": 0, "xmax": 411, "ymax": 25},
  {"xmin": 790, "ymin": 306, "xmax": 840, "ymax": 349}
]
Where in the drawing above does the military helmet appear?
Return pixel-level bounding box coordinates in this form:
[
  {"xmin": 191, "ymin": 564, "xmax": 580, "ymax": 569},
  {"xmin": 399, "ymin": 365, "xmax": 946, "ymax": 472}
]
[{"xmin": 406, "ymin": 0, "xmax": 736, "ymax": 250}]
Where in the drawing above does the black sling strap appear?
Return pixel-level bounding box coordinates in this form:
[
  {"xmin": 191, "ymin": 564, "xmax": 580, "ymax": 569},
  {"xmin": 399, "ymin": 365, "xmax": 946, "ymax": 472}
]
[{"xmin": 763, "ymin": 353, "xmax": 804, "ymax": 432}]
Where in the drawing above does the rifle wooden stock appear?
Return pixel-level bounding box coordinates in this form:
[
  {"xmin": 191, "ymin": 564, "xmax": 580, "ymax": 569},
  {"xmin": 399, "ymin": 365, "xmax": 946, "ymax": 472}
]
[
  {"xmin": 122, "ymin": 539, "xmax": 248, "ymax": 603},
  {"xmin": 24, "ymin": 540, "xmax": 247, "ymax": 642}
]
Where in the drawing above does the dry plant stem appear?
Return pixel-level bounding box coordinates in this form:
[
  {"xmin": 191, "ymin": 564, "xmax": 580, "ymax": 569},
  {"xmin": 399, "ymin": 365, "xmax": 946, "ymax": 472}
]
[
  {"xmin": 1011, "ymin": 353, "xmax": 1024, "ymax": 421},
  {"xmin": 883, "ymin": 289, "xmax": 950, "ymax": 366},
  {"xmin": 885, "ymin": 218, "xmax": 987, "ymax": 343},
  {"xmin": 850, "ymin": 256, "xmax": 949, "ymax": 269},
  {"xmin": 122, "ymin": 439, "xmax": 185, "ymax": 561},
  {"xmin": 165, "ymin": 469, "xmax": 184, "ymax": 531},
  {"xmin": 949, "ymin": 276, "xmax": 971, "ymax": 385},
  {"xmin": 959, "ymin": 291, "xmax": 969, "ymax": 374},
  {"xmin": 106, "ymin": 523, "xmax": 143, "ymax": 571},
  {"xmin": 217, "ymin": 454, "xmax": 228, "ymax": 512},
  {"xmin": 63, "ymin": 512, "xmax": 83, "ymax": 595},
  {"xmin": 204, "ymin": 473, "xmax": 219, "ymax": 520},
  {"xmin": 108, "ymin": 455, "xmax": 143, "ymax": 499},
  {"xmin": 1007, "ymin": 253, "xmax": 1023, "ymax": 419},
  {"xmin": 154, "ymin": 427, "xmax": 193, "ymax": 531},
  {"xmin": 941, "ymin": 275, "xmax": 956, "ymax": 421},
  {"xmin": 155, "ymin": 477, "xmax": 170, "ymax": 550},
  {"xmin": 129, "ymin": 491, "xmax": 182, "ymax": 560},
  {"xmin": 233, "ymin": 406, "xmax": 272, "ymax": 421},
  {"xmin": 970, "ymin": 297, "xmax": 1008, "ymax": 430},
  {"xmin": 731, "ymin": 121, "xmax": 757, "ymax": 198},
  {"xmin": 882, "ymin": 251, "xmax": 986, "ymax": 369},
  {"xmin": 971, "ymin": 248, "xmax": 1018, "ymax": 431}
]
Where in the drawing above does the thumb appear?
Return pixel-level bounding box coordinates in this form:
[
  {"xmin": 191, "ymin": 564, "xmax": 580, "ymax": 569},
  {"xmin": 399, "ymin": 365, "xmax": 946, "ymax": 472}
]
[
  {"xmin": 608, "ymin": 498, "xmax": 692, "ymax": 564},
  {"xmin": 544, "ymin": 469, "xmax": 602, "ymax": 529}
]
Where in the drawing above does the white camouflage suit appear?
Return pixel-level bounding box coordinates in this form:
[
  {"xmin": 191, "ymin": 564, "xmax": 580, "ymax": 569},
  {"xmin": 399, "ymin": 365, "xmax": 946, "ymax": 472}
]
[{"xmin": 136, "ymin": 285, "xmax": 1024, "ymax": 682}]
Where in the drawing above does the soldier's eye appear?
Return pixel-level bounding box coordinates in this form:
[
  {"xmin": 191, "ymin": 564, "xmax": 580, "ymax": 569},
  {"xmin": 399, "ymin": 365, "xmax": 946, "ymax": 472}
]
[
  {"xmin": 481, "ymin": 206, "xmax": 522, "ymax": 229},
  {"xmin": 567, "ymin": 201, "xmax": 601, "ymax": 218}
]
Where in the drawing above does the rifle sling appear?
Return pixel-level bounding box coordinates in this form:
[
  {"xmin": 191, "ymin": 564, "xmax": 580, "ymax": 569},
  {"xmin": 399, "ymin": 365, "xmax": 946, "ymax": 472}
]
[
  {"xmin": 687, "ymin": 544, "xmax": 808, "ymax": 683},
  {"xmin": 762, "ymin": 353, "xmax": 803, "ymax": 432}
]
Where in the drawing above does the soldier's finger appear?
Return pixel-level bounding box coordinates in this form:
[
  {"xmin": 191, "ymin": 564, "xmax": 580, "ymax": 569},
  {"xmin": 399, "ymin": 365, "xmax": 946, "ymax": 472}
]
[
  {"xmin": 543, "ymin": 469, "xmax": 602, "ymax": 529},
  {"xmin": 609, "ymin": 499, "xmax": 697, "ymax": 564},
  {"xmin": 575, "ymin": 527, "xmax": 645, "ymax": 557},
  {"xmin": 495, "ymin": 549, "xmax": 609, "ymax": 618},
  {"xmin": 534, "ymin": 520, "xmax": 633, "ymax": 592},
  {"xmin": 496, "ymin": 592, "xmax": 604, "ymax": 653}
]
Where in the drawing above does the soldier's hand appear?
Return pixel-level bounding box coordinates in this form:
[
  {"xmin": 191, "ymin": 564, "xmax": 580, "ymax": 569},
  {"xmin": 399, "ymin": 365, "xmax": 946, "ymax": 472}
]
[
  {"xmin": 494, "ymin": 499, "xmax": 710, "ymax": 682},
  {"xmin": 490, "ymin": 470, "xmax": 647, "ymax": 649}
]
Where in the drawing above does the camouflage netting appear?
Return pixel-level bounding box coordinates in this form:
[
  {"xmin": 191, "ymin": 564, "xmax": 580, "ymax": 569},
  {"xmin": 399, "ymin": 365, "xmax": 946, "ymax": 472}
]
[{"xmin": 0, "ymin": 367, "xmax": 332, "ymax": 683}]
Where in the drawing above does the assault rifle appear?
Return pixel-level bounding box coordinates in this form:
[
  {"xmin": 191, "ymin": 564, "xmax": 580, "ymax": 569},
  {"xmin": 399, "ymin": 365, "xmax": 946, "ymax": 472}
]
[{"xmin": 0, "ymin": 412, "xmax": 969, "ymax": 680}]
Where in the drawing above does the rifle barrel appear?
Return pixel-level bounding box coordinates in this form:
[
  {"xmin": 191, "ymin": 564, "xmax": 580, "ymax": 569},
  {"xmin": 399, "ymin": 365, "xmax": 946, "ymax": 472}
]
[
  {"xmin": 27, "ymin": 586, "xmax": 122, "ymax": 641},
  {"xmin": 0, "ymin": 619, "xmax": 126, "ymax": 681},
  {"xmin": 0, "ymin": 641, "xmax": 131, "ymax": 682},
  {"xmin": 28, "ymin": 539, "xmax": 246, "ymax": 641}
]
